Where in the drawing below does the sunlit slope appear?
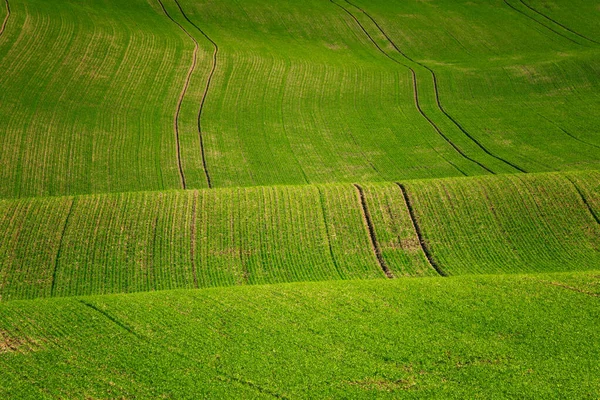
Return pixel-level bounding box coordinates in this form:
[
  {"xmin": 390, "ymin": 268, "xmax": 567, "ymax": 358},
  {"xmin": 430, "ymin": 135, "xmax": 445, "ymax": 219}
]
[
  {"xmin": 1, "ymin": 272, "xmax": 599, "ymax": 399},
  {"xmin": 0, "ymin": 0, "xmax": 213, "ymax": 198},
  {"xmin": 347, "ymin": 0, "xmax": 600, "ymax": 172},
  {"xmin": 1, "ymin": 172, "xmax": 598, "ymax": 301}
]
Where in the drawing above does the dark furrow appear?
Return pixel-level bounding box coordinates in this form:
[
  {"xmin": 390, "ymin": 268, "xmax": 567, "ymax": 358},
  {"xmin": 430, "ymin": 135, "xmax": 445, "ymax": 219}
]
[
  {"xmin": 190, "ymin": 191, "xmax": 199, "ymax": 288},
  {"xmin": 519, "ymin": 0, "xmax": 599, "ymax": 45},
  {"xmin": 353, "ymin": 184, "xmax": 394, "ymax": 279},
  {"xmin": 317, "ymin": 187, "xmax": 344, "ymax": 278},
  {"xmin": 172, "ymin": 0, "xmax": 216, "ymax": 188},
  {"xmin": 565, "ymin": 177, "xmax": 600, "ymax": 226},
  {"xmin": 344, "ymin": 0, "xmax": 527, "ymax": 174},
  {"xmin": 215, "ymin": 374, "xmax": 289, "ymax": 400},
  {"xmin": 328, "ymin": 0, "xmax": 477, "ymax": 176},
  {"xmin": 409, "ymin": 69, "xmax": 494, "ymax": 174},
  {"xmin": 0, "ymin": 0, "xmax": 9, "ymax": 38},
  {"xmin": 156, "ymin": 0, "xmax": 193, "ymax": 189},
  {"xmin": 79, "ymin": 300, "xmax": 145, "ymax": 340},
  {"xmin": 543, "ymin": 280, "xmax": 600, "ymax": 298},
  {"xmin": 502, "ymin": 0, "xmax": 581, "ymax": 46},
  {"xmin": 396, "ymin": 183, "xmax": 447, "ymax": 277},
  {"xmin": 50, "ymin": 198, "xmax": 76, "ymax": 298}
]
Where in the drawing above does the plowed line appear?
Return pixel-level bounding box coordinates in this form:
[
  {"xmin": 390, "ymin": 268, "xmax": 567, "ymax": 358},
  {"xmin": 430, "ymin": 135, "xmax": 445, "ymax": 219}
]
[
  {"xmin": 396, "ymin": 183, "xmax": 447, "ymax": 277},
  {"xmin": 50, "ymin": 198, "xmax": 75, "ymax": 297},
  {"xmin": 0, "ymin": 0, "xmax": 9, "ymax": 39},
  {"xmin": 343, "ymin": 0, "xmax": 527, "ymax": 174},
  {"xmin": 156, "ymin": 0, "xmax": 194, "ymax": 189},
  {"xmin": 190, "ymin": 191, "xmax": 199, "ymax": 288},
  {"xmin": 502, "ymin": 0, "xmax": 581, "ymax": 46},
  {"xmin": 317, "ymin": 187, "xmax": 343, "ymax": 278},
  {"xmin": 172, "ymin": 0, "xmax": 217, "ymax": 188},
  {"xmin": 354, "ymin": 184, "xmax": 394, "ymax": 279},
  {"xmin": 519, "ymin": 0, "xmax": 599, "ymax": 45},
  {"xmin": 79, "ymin": 300, "xmax": 144, "ymax": 339}
]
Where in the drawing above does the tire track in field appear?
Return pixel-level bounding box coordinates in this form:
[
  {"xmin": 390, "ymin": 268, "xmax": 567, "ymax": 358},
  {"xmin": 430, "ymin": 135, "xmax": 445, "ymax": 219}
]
[
  {"xmin": 396, "ymin": 183, "xmax": 447, "ymax": 277},
  {"xmin": 519, "ymin": 0, "xmax": 599, "ymax": 45},
  {"xmin": 172, "ymin": 0, "xmax": 217, "ymax": 189},
  {"xmin": 0, "ymin": 0, "xmax": 9, "ymax": 39},
  {"xmin": 341, "ymin": 0, "xmax": 528, "ymax": 174},
  {"xmin": 78, "ymin": 300, "xmax": 145, "ymax": 340},
  {"xmin": 502, "ymin": 0, "xmax": 582, "ymax": 46},
  {"xmin": 565, "ymin": 177, "xmax": 600, "ymax": 226},
  {"xmin": 328, "ymin": 0, "xmax": 471, "ymax": 176},
  {"xmin": 156, "ymin": 0, "xmax": 194, "ymax": 189},
  {"xmin": 354, "ymin": 184, "xmax": 394, "ymax": 278},
  {"xmin": 50, "ymin": 198, "xmax": 75, "ymax": 298},
  {"xmin": 535, "ymin": 112, "xmax": 600, "ymax": 151},
  {"xmin": 190, "ymin": 190, "xmax": 199, "ymax": 288}
]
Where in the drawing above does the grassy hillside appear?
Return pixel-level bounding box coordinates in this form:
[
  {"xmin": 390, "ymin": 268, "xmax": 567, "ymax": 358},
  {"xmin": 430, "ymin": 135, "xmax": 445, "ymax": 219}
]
[
  {"xmin": 1, "ymin": 272, "xmax": 599, "ymax": 399},
  {"xmin": 1, "ymin": 0, "xmax": 600, "ymax": 197},
  {"xmin": 1, "ymin": 171, "xmax": 598, "ymax": 301}
]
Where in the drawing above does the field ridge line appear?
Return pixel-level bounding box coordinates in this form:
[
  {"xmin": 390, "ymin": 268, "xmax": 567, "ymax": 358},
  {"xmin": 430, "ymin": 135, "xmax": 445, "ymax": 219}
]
[
  {"xmin": 396, "ymin": 183, "xmax": 448, "ymax": 277},
  {"xmin": 519, "ymin": 0, "xmax": 599, "ymax": 45},
  {"xmin": 343, "ymin": 0, "xmax": 527, "ymax": 174},
  {"xmin": 50, "ymin": 197, "xmax": 76, "ymax": 298},
  {"xmin": 502, "ymin": 0, "xmax": 581, "ymax": 46},
  {"xmin": 172, "ymin": 0, "xmax": 216, "ymax": 188},
  {"xmin": 354, "ymin": 184, "xmax": 394, "ymax": 279},
  {"xmin": 565, "ymin": 177, "xmax": 600, "ymax": 226},
  {"xmin": 156, "ymin": 0, "xmax": 197, "ymax": 189},
  {"xmin": 0, "ymin": 0, "xmax": 9, "ymax": 39}
]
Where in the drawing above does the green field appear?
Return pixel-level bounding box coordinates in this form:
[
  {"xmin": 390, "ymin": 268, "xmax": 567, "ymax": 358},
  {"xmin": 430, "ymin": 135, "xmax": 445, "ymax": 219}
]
[{"xmin": 1, "ymin": 0, "xmax": 599, "ymax": 397}]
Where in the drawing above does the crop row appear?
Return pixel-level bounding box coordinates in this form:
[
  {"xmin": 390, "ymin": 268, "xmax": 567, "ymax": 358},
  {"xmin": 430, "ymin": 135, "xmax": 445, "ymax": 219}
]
[{"xmin": 0, "ymin": 171, "xmax": 598, "ymax": 300}]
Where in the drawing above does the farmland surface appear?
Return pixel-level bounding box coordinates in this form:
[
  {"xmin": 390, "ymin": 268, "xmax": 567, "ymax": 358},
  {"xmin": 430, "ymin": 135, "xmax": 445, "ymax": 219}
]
[{"xmin": 1, "ymin": 0, "xmax": 599, "ymax": 397}]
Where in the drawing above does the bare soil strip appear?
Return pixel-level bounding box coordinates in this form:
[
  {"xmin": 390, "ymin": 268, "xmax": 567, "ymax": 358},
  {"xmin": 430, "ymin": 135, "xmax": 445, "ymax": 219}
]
[
  {"xmin": 173, "ymin": 0, "xmax": 217, "ymax": 188},
  {"xmin": 396, "ymin": 183, "xmax": 448, "ymax": 277},
  {"xmin": 156, "ymin": 0, "xmax": 198, "ymax": 189},
  {"xmin": 50, "ymin": 198, "xmax": 75, "ymax": 297},
  {"xmin": 519, "ymin": 0, "xmax": 599, "ymax": 45},
  {"xmin": 0, "ymin": 0, "xmax": 9, "ymax": 38},
  {"xmin": 502, "ymin": 0, "xmax": 581, "ymax": 46},
  {"xmin": 343, "ymin": 0, "xmax": 527, "ymax": 174},
  {"xmin": 354, "ymin": 184, "xmax": 394, "ymax": 279}
]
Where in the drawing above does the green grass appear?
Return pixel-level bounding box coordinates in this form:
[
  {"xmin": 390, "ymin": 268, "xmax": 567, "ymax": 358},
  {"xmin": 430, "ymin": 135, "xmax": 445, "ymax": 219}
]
[
  {"xmin": 1, "ymin": 271, "xmax": 599, "ymax": 399},
  {"xmin": 1, "ymin": 171, "xmax": 599, "ymax": 301}
]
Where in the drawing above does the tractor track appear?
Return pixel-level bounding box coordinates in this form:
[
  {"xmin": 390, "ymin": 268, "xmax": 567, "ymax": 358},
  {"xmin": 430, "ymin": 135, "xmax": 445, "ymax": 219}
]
[
  {"xmin": 329, "ymin": 0, "xmax": 485, "ymax": 176},
  {"xmin": 190, "ymin": 190, "xmax": 199, "ymax": 288},
  {"xmin": 342, "ymin": 0, "xmax": 527, "ymax": 174},
  {"xmin": 156, "ymin": 0, "xmax": 195, "ymax": 189},
  {"xmin": 50, "ymin": 198, "xmax": 76, "ymax": 297},
  {"xmin": 566, "ymin": 177, "xmax": 600, "ymax": 226},
  {"xmin": 317, "ymin": 187, "xmax": 344, "ymax": 279},
  {"xmin": 502, "ymin": 0, "xmax": 581, "ymax": 46},
  {"xmin": 354, "ymin": 184, "xmax": 394, "ymax": 279},
  {"xmin": 519, "ymin": 0, "xmax": 599, "ymax": 45},
  {"xmin": 396, "ymin": 183, "xmax": 447, "ymax": 277},
  {"xmin": 172, "ymin": 0, "xmax": 217, "ymax": 189},
  {"xmin": 0, "ymin": 0, "xmax": 9, "ymax": 39}
]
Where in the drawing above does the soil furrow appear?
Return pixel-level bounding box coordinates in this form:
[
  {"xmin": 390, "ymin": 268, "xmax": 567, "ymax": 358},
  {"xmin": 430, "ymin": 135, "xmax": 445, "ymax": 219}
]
[
  {"xmin": 328, "ymin": 0, "xmax": 480, "ymax": 176},
  {"xmin": 190, "ymin": 191, "xmax": 199, "ymax": 288},
  {"xmin": 502, "ymin": 0, "xmax": 581, "ymax": 46},
  {"xmin": 0, "ymin": 0, "xmax": 9, "ymax": 39},
  {"xmin": 50, "ymin": 198, "xmax": 75, "ymax": 297},
  {"xmin": 519, "ymin": 0, "xmax": 599, "ymax": 45},
  {"xmin": 354, "ymin": 184, "xmax": 394, "ymax": 278},
  {"xmin": 396, "ymin": 183, "xmax": 447, "ymax": 277},
  {"xmin": 344, "ymin": 0, "xmax": 527, "ymax": 174},
  {"xmin": 156, "ymin": 0, "xmax": 194, "ymax": 189},
  {"xmin": 172, "ymin": 0, "xmax": 217, "ymax": 188}
]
